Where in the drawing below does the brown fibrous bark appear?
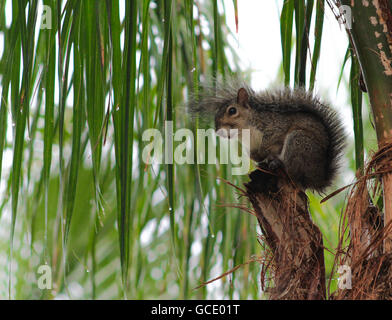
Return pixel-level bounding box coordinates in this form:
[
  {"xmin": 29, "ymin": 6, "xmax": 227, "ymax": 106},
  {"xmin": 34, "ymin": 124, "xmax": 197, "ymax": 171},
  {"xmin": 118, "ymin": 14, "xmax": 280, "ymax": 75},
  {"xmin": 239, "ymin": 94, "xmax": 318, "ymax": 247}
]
[
  {"xmin": 331, "ymin": 142, "xmax": 392, "ymax": 299},
  {"xmin": 244, "ymin": 168, "xmax": 326, "ymax": 299}
]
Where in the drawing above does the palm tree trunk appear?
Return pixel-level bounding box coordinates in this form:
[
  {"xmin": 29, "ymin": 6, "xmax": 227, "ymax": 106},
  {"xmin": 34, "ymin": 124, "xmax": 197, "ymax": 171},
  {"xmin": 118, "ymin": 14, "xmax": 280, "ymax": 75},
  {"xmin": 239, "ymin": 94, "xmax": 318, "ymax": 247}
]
[
  {"xmin": 340, "ymin": 0, "xmax": 392, "ymax": 252},
  {"xmin": 245, "ymin": 169, "xmax": 326, "ymax": 299}
]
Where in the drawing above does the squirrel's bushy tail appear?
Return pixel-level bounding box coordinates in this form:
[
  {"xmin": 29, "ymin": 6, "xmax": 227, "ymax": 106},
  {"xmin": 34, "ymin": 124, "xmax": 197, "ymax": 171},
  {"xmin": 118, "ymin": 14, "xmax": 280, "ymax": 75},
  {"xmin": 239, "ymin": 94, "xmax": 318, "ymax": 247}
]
[
  {"xmin": 310, "ymin": 93, "xmax": 346, "ymax": 191},
  {"xmin": 281, "ymin": 89, "xmax": 346, "ymax": 191}
]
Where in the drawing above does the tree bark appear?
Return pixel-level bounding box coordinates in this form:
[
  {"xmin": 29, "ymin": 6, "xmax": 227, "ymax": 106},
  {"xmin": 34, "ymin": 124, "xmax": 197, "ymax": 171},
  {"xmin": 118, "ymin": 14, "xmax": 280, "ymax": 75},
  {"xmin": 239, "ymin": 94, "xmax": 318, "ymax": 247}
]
[
  {"xmin": 245, "ymin": 169, "xmax": 326, "ymax": 299},
  {"xmin": 339, "ymin": 0, "xmax": 392, "ymax": 252}
]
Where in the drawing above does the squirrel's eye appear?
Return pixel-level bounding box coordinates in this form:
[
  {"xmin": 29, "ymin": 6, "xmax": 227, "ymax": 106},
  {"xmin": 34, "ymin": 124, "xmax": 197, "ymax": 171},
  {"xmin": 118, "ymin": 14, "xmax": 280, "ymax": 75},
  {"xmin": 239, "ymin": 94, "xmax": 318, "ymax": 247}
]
[{"xmin": 228, "ymin": 107, "xmax": 237, "ymax": 115}]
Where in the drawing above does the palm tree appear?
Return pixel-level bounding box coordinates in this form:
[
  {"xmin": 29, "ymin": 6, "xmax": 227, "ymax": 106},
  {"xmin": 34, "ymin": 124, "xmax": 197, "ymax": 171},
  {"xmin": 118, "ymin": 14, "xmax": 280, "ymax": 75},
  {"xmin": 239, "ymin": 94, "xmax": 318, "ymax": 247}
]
[{"xmin": 0, "ymin": 0, "xmax": 390, "ymax": 300}]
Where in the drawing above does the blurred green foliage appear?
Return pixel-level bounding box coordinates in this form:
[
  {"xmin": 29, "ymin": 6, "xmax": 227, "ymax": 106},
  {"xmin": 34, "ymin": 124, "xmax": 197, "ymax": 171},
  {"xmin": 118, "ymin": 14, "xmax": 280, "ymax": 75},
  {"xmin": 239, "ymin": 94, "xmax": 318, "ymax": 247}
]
[{"xmin": 0, "ymin": 0, "xmax": 377, "ymax": 299}]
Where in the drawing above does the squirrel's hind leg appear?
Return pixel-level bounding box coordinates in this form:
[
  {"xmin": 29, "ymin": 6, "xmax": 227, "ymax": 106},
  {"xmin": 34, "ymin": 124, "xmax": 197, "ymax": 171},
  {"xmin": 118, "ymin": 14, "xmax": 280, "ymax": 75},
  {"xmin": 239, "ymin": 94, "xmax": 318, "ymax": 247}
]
[{"xmin": 280, "ymin": 130, "xmax": 327, "ymax": 191}]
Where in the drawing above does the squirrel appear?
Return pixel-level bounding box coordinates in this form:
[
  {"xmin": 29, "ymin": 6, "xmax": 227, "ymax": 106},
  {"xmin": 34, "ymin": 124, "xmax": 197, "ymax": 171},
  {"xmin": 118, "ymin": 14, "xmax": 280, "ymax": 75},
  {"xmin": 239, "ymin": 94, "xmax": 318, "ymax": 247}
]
[{"xmin": 189, "ymin": 81, "xmax": 346, "ymax": 192}]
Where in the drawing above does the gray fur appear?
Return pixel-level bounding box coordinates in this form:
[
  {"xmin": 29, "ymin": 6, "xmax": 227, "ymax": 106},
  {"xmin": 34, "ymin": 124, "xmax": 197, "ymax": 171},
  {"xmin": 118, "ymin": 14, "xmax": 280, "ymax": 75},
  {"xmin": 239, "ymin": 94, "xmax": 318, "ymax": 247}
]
[{"xmin": 188, "ymin": 81, "xmax": 346, "ymax": 192}]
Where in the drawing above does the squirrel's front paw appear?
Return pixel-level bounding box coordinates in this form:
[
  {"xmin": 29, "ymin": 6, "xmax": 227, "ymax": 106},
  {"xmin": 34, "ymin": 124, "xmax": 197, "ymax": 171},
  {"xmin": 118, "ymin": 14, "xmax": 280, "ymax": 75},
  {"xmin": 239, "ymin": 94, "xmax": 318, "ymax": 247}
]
[
  {"xmin": 259, "ymin": 156, "xmax": 283, "ymax": 171},
  {"xmin": 267, "ymin": 158, "xmax": 283, "ymax": 171}
]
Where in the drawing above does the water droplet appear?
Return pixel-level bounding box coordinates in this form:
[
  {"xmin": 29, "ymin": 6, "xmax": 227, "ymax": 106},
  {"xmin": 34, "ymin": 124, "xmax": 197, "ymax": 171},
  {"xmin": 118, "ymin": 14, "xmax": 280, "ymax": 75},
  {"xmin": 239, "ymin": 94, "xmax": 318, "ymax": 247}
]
[{"xmin": 211, "ymin": 234, "xmax": 215, "ymax": 238}]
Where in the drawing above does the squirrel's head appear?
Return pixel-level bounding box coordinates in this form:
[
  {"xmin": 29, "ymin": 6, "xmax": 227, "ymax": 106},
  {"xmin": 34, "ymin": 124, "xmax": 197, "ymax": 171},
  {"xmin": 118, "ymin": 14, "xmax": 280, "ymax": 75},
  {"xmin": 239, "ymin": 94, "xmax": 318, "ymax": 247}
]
[{"xmin": 215, "ymin": 88, "xmax": 251, "ymax": 138}]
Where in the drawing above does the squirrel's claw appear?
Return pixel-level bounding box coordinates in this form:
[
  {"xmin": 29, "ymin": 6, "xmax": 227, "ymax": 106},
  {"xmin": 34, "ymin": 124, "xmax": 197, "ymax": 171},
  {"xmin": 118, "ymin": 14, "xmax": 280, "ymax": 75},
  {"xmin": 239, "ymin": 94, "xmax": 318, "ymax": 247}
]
[
  {"xmin": 259, "ymin": 156, "xmax": 283, "ymax": 172},
  {"xmin": 267, "ymin": 158, "xmax": 283, "ymax": 171}
]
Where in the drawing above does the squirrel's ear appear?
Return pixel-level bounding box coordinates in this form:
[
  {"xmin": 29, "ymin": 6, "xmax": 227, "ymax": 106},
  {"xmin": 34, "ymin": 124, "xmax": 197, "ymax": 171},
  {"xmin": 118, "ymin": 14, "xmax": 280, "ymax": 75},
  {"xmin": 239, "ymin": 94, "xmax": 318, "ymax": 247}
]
[{"xmin": 237, "ymin": 88, "xmax": 249, "ymax": 106}]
